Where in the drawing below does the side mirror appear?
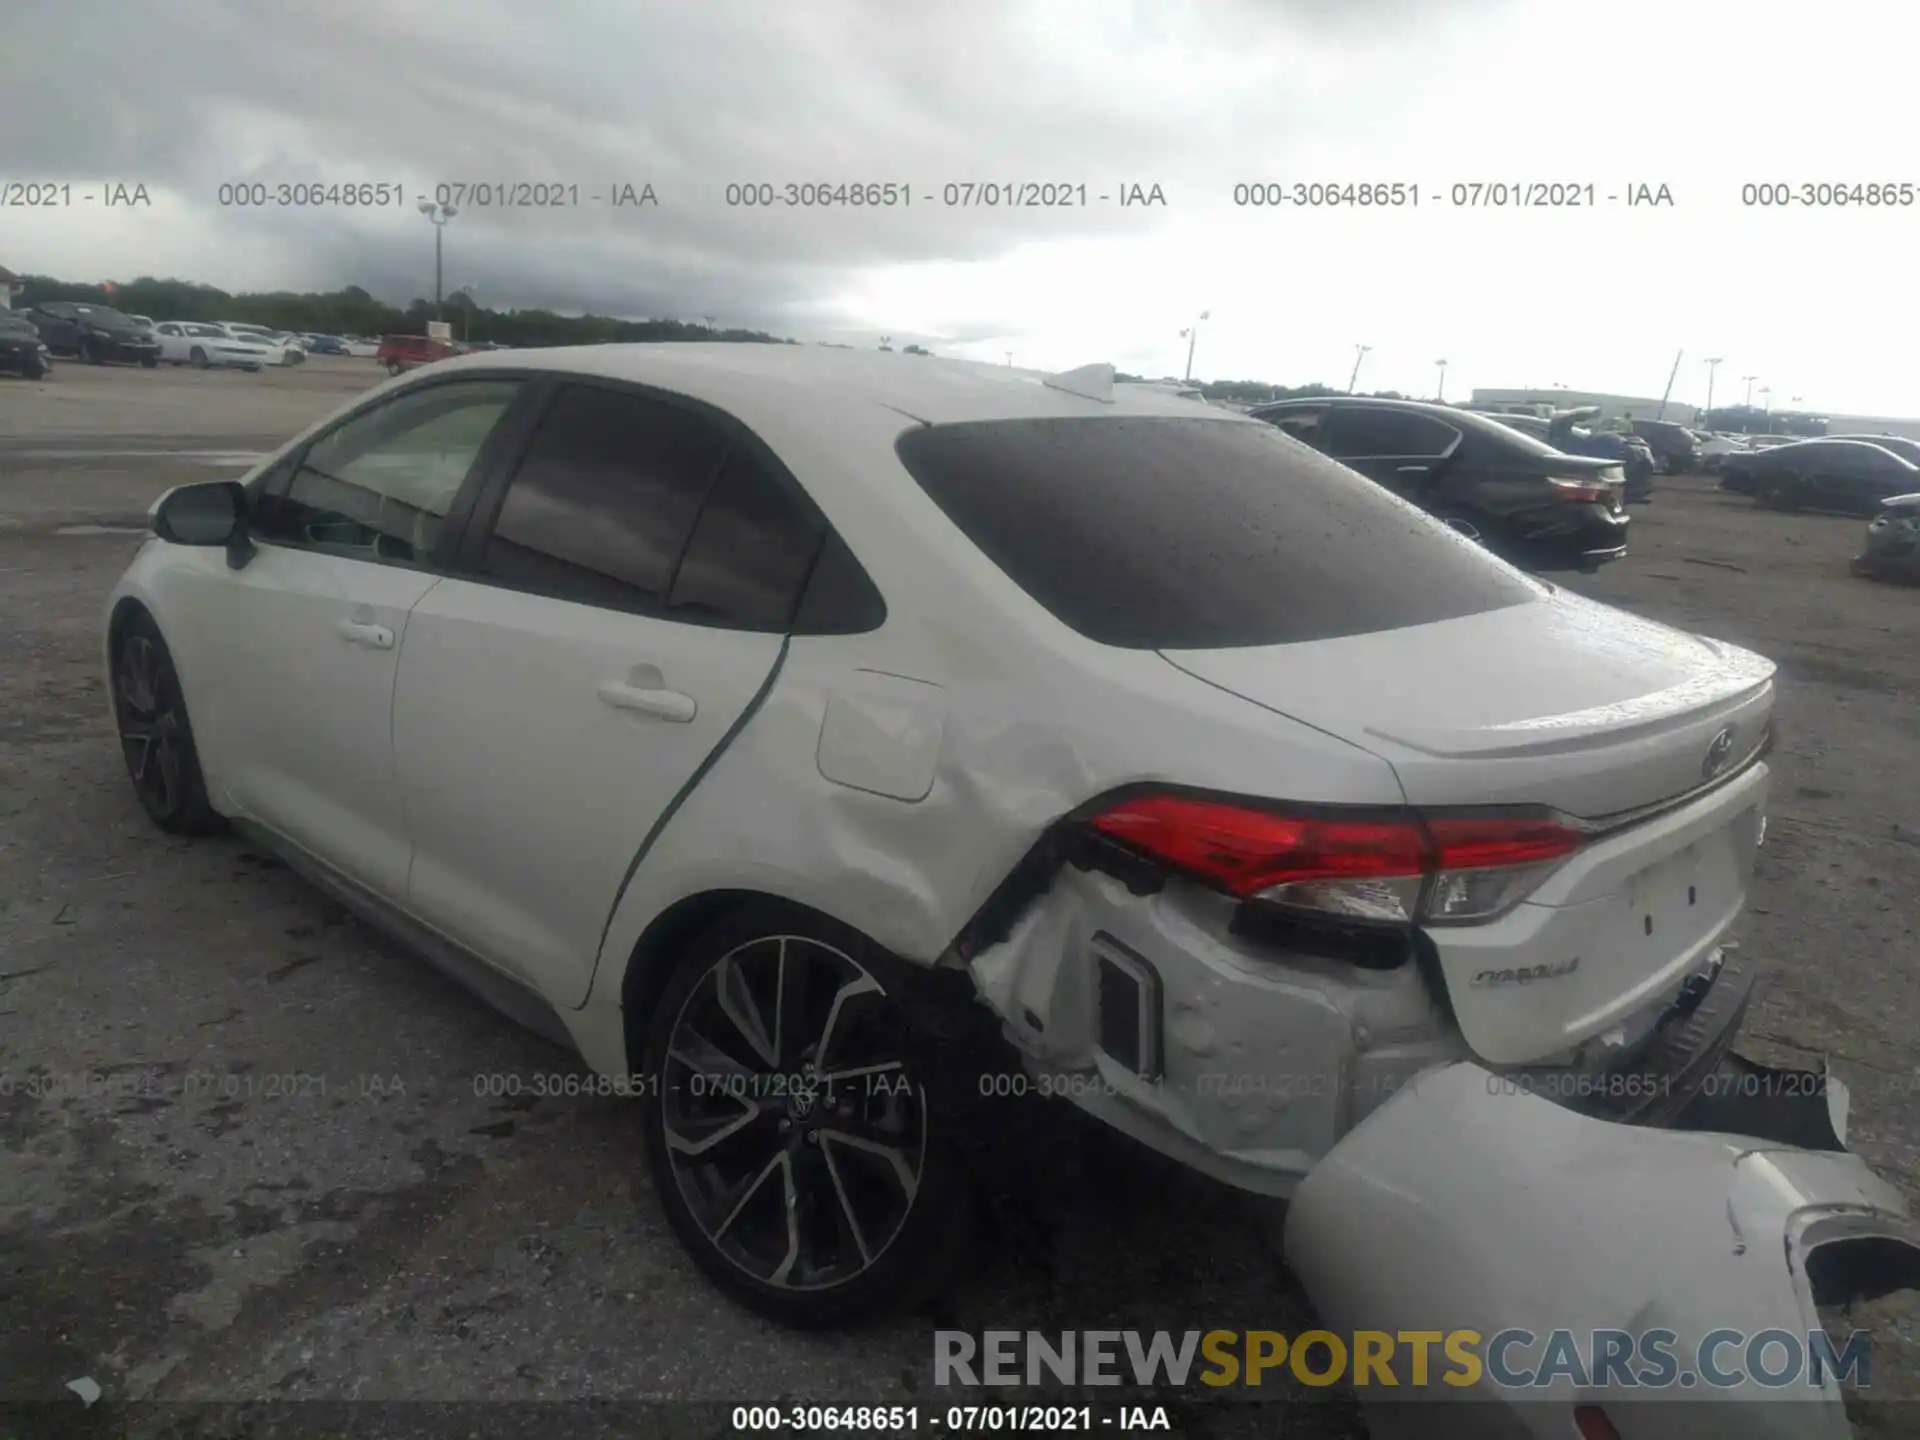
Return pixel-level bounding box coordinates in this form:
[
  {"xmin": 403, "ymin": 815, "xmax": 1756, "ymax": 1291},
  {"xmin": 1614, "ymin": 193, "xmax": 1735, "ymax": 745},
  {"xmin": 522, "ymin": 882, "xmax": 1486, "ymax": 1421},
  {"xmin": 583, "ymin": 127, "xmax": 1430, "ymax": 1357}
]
[{"xmin": 152, "ymin": 480, "xmax": 255, "ymax": 567}]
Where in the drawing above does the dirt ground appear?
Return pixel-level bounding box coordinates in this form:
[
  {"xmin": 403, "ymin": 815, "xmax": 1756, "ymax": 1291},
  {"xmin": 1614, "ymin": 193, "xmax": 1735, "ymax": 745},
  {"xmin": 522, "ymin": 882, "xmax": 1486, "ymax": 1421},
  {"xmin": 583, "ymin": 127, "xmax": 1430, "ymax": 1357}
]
[{"xmin": 2, "ymin": 362, "xmax": 1917, "ymax": 1438}]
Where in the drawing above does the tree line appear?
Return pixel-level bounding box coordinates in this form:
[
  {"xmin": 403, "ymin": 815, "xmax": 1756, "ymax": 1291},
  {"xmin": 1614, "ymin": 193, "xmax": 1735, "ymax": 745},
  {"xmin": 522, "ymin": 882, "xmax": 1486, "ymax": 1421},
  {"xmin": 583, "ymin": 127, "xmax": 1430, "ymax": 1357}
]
[{"xmin": 10, "ymin": 274, "xmax": 797, "ymax": 350}]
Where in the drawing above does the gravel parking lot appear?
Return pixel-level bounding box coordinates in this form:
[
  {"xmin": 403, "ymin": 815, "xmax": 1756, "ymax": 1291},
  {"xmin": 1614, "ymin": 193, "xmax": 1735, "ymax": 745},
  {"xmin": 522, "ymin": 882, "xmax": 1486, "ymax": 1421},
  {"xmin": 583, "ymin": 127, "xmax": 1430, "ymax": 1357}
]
[{"xmin": 2, "ymin": 362, "xmax": 1917, "ymax": 1437}]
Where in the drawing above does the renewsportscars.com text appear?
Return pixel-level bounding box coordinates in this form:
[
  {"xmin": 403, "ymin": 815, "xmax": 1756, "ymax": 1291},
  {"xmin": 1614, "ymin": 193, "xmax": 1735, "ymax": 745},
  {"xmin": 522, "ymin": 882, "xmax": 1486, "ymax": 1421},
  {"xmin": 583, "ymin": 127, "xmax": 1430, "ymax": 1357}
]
[{"xmin": 934, "ymin": 1328, "xmax": 1874, "ymax": 1390}]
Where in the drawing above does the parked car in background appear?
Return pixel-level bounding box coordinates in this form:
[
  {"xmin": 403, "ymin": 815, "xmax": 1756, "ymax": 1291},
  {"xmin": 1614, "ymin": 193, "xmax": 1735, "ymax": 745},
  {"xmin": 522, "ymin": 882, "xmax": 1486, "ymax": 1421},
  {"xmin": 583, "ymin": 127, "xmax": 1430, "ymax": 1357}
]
[
  {"xmin": 1692, "ymin": 431, "xmax": 1749, "ymax": 472},
  {"xmin": 1249, "ymin": 396, "xmax": 1628, "ymax": 570},
  {"xmin": 152, "ymin": 321, "xmax": 273, "ymax": 372},
  {"xmin": 1745, "ymin": 434, "xmax": 1798, "ymax": 451},
  {"xmin": 1548, "ymin": 407, "xmax": 1656, "ymax": 502},
  {"xmin": 301, "ymin": 334, "xmax": 351, "ymax": 356},
  {"xmin": 23, "ymin": 301, "xmax": 162, "ymax": 367},
  {"xmin": 127, "ymin": 314, "xmax": 157, "ymax": 333},
  {"xmin": 1851, "ymin": 492, "xmax": 1920, "ymax": 581},
  {"xmin": 1465, "ymin": 408, "xmax": 1550, "ymax": 440},
  {"xmin": 1720, "ymin": 437, "xmax": 1920, "ymax": 513},
  {"xmin": 0, "ymin": 312, "xmax": 52, "ymax": 378},
  {"xmin": 375, "ymin": 332, "xmax": 458, "ymax": 375},
  {"xmin": 1829, "ymin": 433, "xmax": 1920, "ymax": 467},
  {"xmin": 1630, "ymin": 418, "xmax": 1701, "ymax": 475},
  {"xmin": 219, "ymin": 323, "xmax": 304, "ymax": 365},
  {"xmin": 106, "ymin": 348, "xmax": 1915, "ymax": 1423}
]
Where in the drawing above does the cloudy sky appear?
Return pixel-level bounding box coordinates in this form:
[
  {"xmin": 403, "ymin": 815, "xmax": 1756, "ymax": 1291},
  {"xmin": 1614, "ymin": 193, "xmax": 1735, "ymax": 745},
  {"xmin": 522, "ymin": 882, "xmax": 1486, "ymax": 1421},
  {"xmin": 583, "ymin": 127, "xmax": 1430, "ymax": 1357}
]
[{"xmin": 3, "ymin": 0, "xmax": 1915, "ymax": 411}]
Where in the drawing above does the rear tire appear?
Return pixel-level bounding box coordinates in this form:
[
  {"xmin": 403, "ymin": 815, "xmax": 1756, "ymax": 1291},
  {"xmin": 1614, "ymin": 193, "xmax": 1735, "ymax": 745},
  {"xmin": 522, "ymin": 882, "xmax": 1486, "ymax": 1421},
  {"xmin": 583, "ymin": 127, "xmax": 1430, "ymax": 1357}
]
[
  {"xmin": 190, "ymin": 347, "xmax": 209, "ymax": 369},
  {"xmin": 386, "ymin": 359, "xmax": 403, "ymax": 376},
  {"xmin": 140, "ymin": 355, "xmax": 157, "ymax": 369},
  {"xmin": 1663, "ymin": 455, "xmax": 1686, "ymax": 476},
  {"xmin": 638, "ymin": 902, "xmax": 970, "ymax": 1328},
  {"xmin": 110, "ymin": 611, "xmax": 225, "ymax": 836},
  {"xmin": 84, "ymin": 337, "xmax": 105, "ymax": 365}
]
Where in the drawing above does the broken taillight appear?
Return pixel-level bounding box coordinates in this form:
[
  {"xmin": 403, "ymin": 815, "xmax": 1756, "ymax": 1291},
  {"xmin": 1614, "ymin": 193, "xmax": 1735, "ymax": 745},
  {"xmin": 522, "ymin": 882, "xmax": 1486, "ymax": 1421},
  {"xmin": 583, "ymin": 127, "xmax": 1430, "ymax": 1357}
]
[{"xmin": 1087, "ymin": 792, "xmax": 1585, "ymax": 925}]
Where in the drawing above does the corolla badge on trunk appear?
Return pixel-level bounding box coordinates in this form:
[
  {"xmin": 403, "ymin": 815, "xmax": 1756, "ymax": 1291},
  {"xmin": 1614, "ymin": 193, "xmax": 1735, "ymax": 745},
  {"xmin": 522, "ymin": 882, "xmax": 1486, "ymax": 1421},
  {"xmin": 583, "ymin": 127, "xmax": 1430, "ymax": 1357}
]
[
  {"xmin": 1703, "ymin": 724, "xmax": 1738, "ymax": 777},
  {"xmin": 1472, "ymin": 956, "xmax": 1580, "ymax": 987}
]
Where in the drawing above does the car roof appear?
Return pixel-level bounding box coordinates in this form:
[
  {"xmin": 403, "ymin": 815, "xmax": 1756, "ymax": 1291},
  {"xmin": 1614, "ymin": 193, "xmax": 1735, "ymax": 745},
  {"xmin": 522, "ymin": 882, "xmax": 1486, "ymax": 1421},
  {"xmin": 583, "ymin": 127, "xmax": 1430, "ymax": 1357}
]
[
  {"xmin": 416, "ymin": 343, "xmax": 1259, "ymax": 426},
  {"xmin": 1763, "ymin": 437, "xmax": 1920, "ymax": 465}
]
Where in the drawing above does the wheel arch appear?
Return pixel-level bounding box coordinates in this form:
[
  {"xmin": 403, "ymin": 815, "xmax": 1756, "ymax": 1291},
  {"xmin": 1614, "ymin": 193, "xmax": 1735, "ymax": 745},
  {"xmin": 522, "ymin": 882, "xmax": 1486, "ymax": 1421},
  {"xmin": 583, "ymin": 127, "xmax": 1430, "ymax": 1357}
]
[{"xmin": 613, "ymin": 887, "xmax": 977, "ymax": 1073}]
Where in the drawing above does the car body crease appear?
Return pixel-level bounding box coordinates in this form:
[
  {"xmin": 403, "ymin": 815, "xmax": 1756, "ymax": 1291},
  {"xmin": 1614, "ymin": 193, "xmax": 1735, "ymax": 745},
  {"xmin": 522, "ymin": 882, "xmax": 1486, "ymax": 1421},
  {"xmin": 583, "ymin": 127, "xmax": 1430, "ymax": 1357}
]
[{"xmin": 579, "ymin": 632, "xmax": 793, "ymax": 1006}]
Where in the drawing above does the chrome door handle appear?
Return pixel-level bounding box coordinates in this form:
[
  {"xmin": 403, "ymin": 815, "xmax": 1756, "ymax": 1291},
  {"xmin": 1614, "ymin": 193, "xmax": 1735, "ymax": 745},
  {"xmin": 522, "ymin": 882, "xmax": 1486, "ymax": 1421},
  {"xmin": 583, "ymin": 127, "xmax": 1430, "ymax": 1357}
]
[
  {"xmin": 597, "ymin": 680, "xmax": 697, "ymax": 723},
  {"xmin": 338, "ymin": 619, "xmax": 395, "ymax": 650}
]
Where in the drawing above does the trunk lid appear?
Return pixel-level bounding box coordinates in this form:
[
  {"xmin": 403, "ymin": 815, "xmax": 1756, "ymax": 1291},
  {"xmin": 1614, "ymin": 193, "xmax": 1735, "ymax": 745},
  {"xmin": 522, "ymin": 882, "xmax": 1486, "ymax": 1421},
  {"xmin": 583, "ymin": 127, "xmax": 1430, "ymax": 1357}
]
[{"xmin": 1159, "ymin": 588, "xmax": 1773, "ymax": 820}]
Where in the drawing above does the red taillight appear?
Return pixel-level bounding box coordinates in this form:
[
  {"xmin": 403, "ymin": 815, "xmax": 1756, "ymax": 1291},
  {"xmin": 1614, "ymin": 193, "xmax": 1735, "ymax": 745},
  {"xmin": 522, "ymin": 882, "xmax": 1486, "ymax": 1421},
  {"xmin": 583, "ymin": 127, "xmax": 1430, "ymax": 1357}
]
[
  {"xmin": 1087, "ymin": 793, "xmax": 1586, "ymax": 924},
  {"xmin": 1090, "ymin": 795, "xmax": 1426, "ymax": 899},
  {"xmin": 1547, "ymin": 476, "xmax": 1611, "ymax": 503},
  {"xmin": 1573, "ymin": 1406, "xmax": 1623, "ymax": 1440},
  {"xmin": 1426, "ymin": 815, "xmax": 1586, "ymax": 870}
]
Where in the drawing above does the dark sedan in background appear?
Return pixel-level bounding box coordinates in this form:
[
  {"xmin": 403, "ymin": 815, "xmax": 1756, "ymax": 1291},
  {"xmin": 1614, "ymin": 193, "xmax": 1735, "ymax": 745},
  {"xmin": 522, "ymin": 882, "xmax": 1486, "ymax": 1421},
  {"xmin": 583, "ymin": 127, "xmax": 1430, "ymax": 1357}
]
[
  {"xmin": 0, "ymin": 313, "xmax": 52, "ymax": 379},
  {"xmin": 1852, "ymin": 492, "xmax": 1920, "ymax": 582},
  {"xmin": 1720, "ymin": 437, "xmax": 1920, "ymax": 515},
  {"xmin": 1249, "ymin": 396, "xmax": 1629, "ymax": 571},
  {"xmin": 23, "ymin": 301, "xmax": 161, "ymax": 367},
  {"xmin": 1630, "ymin": 418, "xmax": 1702, "ymax": 475}
]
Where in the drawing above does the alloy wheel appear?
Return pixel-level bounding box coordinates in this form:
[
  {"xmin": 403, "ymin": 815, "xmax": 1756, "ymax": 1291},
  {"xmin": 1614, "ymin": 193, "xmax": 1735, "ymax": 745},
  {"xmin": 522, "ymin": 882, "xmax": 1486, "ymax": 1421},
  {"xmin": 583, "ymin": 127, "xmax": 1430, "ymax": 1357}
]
[
  {"xmin": 660, "ymin": 934, "xmax": 927, "ymax": 1292},
  {"xmin": 114, "ymin": 634, "xmax": 186, "ymax": 816}
]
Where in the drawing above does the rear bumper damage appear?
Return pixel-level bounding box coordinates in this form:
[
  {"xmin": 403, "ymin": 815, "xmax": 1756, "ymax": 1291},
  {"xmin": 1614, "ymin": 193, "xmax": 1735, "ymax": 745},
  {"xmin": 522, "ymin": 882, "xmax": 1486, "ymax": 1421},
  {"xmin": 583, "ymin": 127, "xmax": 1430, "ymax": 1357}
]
[
  {"xmin": 961, "ymin": 810, "xmax": 1916, "ymax": 1433},
  {"xmin": 1286, "ymin": 1061, "xmax": 1920, "ymax": 1438}
]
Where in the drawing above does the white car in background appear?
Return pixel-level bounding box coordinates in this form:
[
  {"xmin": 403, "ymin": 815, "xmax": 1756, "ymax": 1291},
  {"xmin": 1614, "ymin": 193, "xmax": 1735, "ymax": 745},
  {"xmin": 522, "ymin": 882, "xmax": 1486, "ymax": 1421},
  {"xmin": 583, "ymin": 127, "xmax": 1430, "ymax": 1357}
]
[
  {"xmin": 103, "ymin": 345, "xmax": 1917, "ymax": 1433},
  {"xmin": 340, "ymin": 336, "xmax": 380, "ymax": 358},
  {"xmin": 151, "ymin": 321, "xmax": 273, "ymax": 372},
  {"xmin": 218, "ymin": 323, "xmax": 304, "ymax": 365}
]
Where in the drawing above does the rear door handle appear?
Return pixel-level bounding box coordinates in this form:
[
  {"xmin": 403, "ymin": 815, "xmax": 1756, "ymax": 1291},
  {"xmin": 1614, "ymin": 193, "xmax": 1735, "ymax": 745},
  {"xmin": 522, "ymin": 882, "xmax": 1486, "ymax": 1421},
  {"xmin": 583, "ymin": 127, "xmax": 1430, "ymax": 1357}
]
[
  {"xmin": 338, "ymin": 619, "xmax": 395, "ymax": 650},
  {"xmin": 597, "ymin": 679, "xmax": 697, "ymax": 723},
  {"xmin": 1395, "ymin": 464, "xmax": 1431, "ymax": 474}
]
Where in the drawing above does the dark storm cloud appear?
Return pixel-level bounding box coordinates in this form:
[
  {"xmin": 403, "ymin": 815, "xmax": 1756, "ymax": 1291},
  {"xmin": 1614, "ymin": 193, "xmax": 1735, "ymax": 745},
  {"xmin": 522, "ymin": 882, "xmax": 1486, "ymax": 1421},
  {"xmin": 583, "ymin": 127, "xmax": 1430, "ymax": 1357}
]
[{"xmin": 1, "ymin": 0, "xmax": 1512, "ymax": 328}]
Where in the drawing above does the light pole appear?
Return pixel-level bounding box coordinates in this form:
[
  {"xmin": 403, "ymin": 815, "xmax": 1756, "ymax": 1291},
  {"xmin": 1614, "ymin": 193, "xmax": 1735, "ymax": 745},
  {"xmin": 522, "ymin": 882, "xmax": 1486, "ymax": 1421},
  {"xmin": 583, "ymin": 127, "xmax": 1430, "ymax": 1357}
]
[
  {"xmin": 1434, "ymin": 358, "xmax": 1448, "ymax": 402},
  {"xmin": 1703, "ymin": 357, "xmax": 1723, "ymax": 421},
  {"xmin": 1760, "ymin": 386, "xmax": 1774, "ymax": 431},
  {"xmin": 453, "ymin": 285, "xmax": 478, "ymax": 343},
  {"xmin": 418, "ymin": 200, "xmax": 458, "ymax": 318},
  {"xmin": 1742, "ymin": 373, "xmax": 1758, "ymax": 409},
  {"xmin": 1348, "ymin": 344, "xmax": 1372, "ymax": 394},
  {"xmin": 1179, "ymin": 310, "xmax": 1210, "ymax": 383}
]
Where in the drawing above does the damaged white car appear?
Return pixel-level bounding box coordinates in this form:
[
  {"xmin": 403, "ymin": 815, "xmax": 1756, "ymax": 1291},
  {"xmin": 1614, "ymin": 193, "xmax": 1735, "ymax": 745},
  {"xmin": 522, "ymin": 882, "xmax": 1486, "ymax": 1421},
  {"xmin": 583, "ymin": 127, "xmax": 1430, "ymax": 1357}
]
[{"xmin": 106, "ymin": 345, "xmax": 1918, "ymax": 1432}]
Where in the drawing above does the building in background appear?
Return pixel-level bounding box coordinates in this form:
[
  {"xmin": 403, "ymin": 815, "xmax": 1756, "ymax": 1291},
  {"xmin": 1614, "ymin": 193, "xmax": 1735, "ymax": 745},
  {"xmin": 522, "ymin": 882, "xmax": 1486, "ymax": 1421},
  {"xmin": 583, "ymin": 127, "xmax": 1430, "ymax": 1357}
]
[
  {"xmin": 0, "ymin": 266, "xmax": 21, "ymax": 310},
  {"xmin": 1469, "ymin": 388, "xmax": 1699, "ymax": 426}
]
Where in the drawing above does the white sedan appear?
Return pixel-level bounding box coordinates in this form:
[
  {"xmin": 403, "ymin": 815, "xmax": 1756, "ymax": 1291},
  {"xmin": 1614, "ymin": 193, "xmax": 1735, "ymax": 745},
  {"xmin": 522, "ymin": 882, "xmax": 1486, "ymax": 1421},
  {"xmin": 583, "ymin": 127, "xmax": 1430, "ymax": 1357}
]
[
  {"xmin": 103, "ymin": 345, "xmax": 1916, "ymax": 1425},
  {"xmin": 217, "ymin": 322, "xmax": 304, "ymax": 365},
  {"xmin": 150, "ymin": 321, "xmax": 273, "ymax": 371}
]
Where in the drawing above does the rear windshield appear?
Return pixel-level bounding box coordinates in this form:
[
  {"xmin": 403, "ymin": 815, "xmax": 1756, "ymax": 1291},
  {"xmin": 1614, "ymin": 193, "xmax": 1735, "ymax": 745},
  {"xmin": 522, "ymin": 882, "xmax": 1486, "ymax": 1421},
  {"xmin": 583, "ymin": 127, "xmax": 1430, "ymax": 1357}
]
[{"xmin": 894, "ymin": 416, "xmax": 1539, "ymax": 649}]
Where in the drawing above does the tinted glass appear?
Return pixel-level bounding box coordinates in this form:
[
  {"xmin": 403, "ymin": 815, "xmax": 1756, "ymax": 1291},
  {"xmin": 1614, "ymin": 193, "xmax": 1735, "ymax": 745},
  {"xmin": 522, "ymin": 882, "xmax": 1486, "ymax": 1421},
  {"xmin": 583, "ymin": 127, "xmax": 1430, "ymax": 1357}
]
[
  {"xmin": 792, "ymin": 532, "xmax": 888, "ymax": 635},
  {"xmin": 252, "ymin": 379, "xmax": 522, "ymax": 565},
  {"xmin": 480, "ymin": 384, "xmax": 730, "ymax": 614},
  {"xmin": 894, "ymin": 417, "xmax": 1538, "ymax": 650},
  {"xmin": 1255, "ymin": 405, "xmax": 1328, "ymax": 445},
  {"xmin": 667, "ymin": 445, "xmax": 825, "ymax": 631},
  {"xmin": 1326, "ymin": 407, "xmax": 1460, "ymax": 458}
]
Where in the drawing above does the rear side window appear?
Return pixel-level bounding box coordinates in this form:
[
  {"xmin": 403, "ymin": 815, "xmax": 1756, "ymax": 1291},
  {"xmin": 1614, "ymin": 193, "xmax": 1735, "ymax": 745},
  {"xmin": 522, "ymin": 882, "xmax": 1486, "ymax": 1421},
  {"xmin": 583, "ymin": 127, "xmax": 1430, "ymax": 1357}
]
[
  {"xmin": 666, "ymin": 445, "xmax": 825, "ymax": 632},
  {"xmin": 479, "ymin": 384, "xmax": 730, "ymax": 615},
  {"xmin": 1326, "ymin": 407, "xmax": 1461, "ymax": 458},
  {"xmin": 895, "ymin": 416, "xmax": 1537, "ymax": 650}
]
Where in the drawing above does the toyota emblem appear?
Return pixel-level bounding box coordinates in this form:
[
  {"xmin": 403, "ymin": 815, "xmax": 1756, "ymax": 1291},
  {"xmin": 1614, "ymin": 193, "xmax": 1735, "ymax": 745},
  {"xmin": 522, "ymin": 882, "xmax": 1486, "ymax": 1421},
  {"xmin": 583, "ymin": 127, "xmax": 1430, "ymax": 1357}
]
[{"xmin": 1703, "ymin": 725, "xmax": 1738, "ymax": 778}]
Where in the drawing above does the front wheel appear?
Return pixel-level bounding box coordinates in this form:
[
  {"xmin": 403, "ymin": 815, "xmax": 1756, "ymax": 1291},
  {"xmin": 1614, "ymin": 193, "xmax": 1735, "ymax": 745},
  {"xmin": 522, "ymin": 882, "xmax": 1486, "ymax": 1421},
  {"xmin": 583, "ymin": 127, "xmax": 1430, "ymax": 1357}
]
[
  {"xmin": 190, "ymin": 347, "xmax": 209, "ymax": 369},
  {"xmin": 111, "ymin": 611, "xmax": 225, "ymax": 836},
  {"xmin": 84, "ymin": 337, "xmax": 105, "ymax": 365},
  {"xmin": 385, "ymin": 359, "xmax": 403, "ymax": 376},
  {"xmin": 639, "ymin": 903, "xmax": 968, "ymax": 1328},
  {"xmin": 1664, "ymin": 455, "xmax": 1686, "ymax": 476},
  {"xmin": 140, "ymin": 355, "xmax": 157, "ymax": 369}
]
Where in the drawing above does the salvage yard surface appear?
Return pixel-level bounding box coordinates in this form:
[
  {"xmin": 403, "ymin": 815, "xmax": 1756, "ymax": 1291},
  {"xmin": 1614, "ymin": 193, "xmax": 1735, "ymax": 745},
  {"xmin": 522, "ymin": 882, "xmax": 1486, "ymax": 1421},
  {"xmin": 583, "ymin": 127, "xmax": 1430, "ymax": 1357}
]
[{"xmin": 2, "ymin": 363, "xmax": 1918, "ymax": 1436}]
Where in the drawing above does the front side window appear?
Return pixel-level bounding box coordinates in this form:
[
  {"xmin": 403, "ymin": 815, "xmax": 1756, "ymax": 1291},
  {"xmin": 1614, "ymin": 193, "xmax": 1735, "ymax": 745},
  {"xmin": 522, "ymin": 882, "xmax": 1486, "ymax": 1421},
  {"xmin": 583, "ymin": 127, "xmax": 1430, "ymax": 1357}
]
[
  {"xmin": 250, "ymin": 379, "xmax": 523, "ymax": 566},
  {"xmin": 478, "ymin": 383, "xmax": 732, "ymax": 614}
]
